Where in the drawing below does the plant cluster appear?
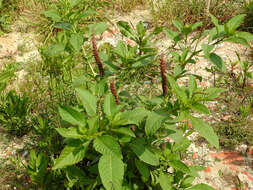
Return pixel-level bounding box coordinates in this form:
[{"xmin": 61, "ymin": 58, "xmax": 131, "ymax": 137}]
[
  {"xmin": 1, "ymin": 1, "xmax": 253, "ymax": 189},
  {"xmin": 21, "ymin": 14, "xmax": 253, "ymax": 190}
]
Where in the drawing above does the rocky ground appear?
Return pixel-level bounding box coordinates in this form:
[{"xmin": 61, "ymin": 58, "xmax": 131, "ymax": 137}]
[{"xmin": 0, "ymin": 7, "xmax": 253, "ymax": 190}]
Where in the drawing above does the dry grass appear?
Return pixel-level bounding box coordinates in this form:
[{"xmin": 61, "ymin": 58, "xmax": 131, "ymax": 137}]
[{"xmin": 149, "ymin": 0, "xmax": 243, "ymax": 28}]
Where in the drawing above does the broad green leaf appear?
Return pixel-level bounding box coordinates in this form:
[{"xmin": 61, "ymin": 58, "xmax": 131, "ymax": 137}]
[
  {"xmin": 70, "ymin": 33, "xmax": 83, "ymax": 51},
  {"xmin": 210, "ymin": 14, "xmax": 219, "ymax": 33},
  {"xmin": 191, "ymin": 103, "xmax": 210, "ymax": 114},
  {"xmin": 167, "ymin": 75, "xmax": 188, "ymax": 103},
  {"xmin": 116, "ymin": 21, "xmax": 135, "ymax": 39},
  {"xmin": 87, "ymin": 116, "xmax": 99, "ymax": 135},
  {"xmin": 66, "ymin": 165, "xmax": 95, "ymax": 185},
  {"xmin": 172, "ymin": 20, "xmax": 184, "ymax": 31},
  {"xmin": 28, "ymin": 150, "xmax": 37, "ymax": 170},
  {"xmin": 173, "ymin": 137, "xmax": 191, "ymax": 152},
  {"xmin": 54, "ymin": 22, "xmax": 71, "ymax": 30},
  {"xmin": 120, "ymin": 108, "xmax": 149, "ymax": 125},
  {"xmin": 188, "ymin": 75, "xmax": 197, "ymax": 98},
  {"xmin": 79, "ymin": 9, "xmax": 96, "ymax": 18},
  {"xmin": 226, "ymin": 36, "xmax": 249, "ymax": 47},
  {"xmin": 136, "ymin": 21, "xmax": 146, "ymax": 38},
  {"xmin": 76, "ymin": 88, "xmax": 97, "ymax": 117},
  {"xmin": 166, "ymin": 125, "xmax": 184, "ymax": 141},
  {"xmin": 226, "ymin": 14, "xmax": 246, "ymax": 34},
  {"xmin": 159, "ymin": 172, "xmax": 173, "ymax": 190},
  {"xmin": 88, "ymin": 22, "xmax": 107, "ymax": 36},
  {"xmin": 181, "ymin": 176, "xmax": 195, "ymax": 188},
  {"xmin": 181, "ymin": 48, "xmax": 189, "ymax": 63},
  {"xmin": 187, "ymin": 184, "xmax": 215, "ymax": 190},
  {"xmin": 93, "ymin": 135, "xmax": 122, "ymax": 159},
  {"xmin": 169, "ymin": 160, "xmax": 190, "ymax": 173},
  {"xmin": 56, "ymin": 127, "xmax": 84, "ymax": 139},
  {"xmin": 135, "ymin": 159, "xmax": 150, "ymax": 182},
  {"xmin": 130, "ymin": 139, "xmax": 159, "ymax": 166},
  {"xmin": 104, "ymin": 93, "xmax": 119, "ymax": 117},
  {"xmin": 190, "ymin": 116, "xmax": 219, "ymax": 148},
  {"xmin": 53, "ymin": 141, "xmax": 90, "ymax": 169},
  {"xmin": 191, "ymin": 22, "xmax": 202, "ymax": 31},
  {"xmin": 188, "ymin": 165, "xmax": 205, "ymax": 177},
  {"xmin": 58, "ymin": 105, "xmax": 86, "ymax": 127},
  {"xmin": 98, "ymin": 154, "xmax": 124, "ymax": 190},
  {"xmin": 171, "ymin": 51, "xmax": 180, "ymax": 62},
  {"xmin": 173, "ymin": 64, "xmax": 183, "ymax": 77},
  {"xmin": 100, "ymin": 52, "xmax": 120, "ymax": 72},
  {"xmin": 202, "ymin": 44, "xmax": 214, "ymax": 57},
  {"xmin": 145, "ymin": 112, "xmax": 166, "ymax": 136},
  {"xmin": 236, "ymin": 31, "xmax": 253, "ymax": 41},
  {"xmin": 111, "ymin": 112, "xmax": 132, "ymax": 126},
  {"xmin": 164, "ymin": 28, "xmax": 180, "ymax": 42},
  {"xmin": 41, "ymin": 10, "xmax": 61, "ymax": 22},
  {"xmin": 203, "ymin": 87, "xmax": 226, "ymax": 100},
  {"xmin": 115, "ymin": 41, "xmax": 127, "ymax": 58},
  {"xmin": 94, "ymin": 78, "xmax": 108, "ymax": 96},
  {"xmin": 72, "ymin": 75, "xmax": 88, "ymax": 88},
  {"xmin": 111, "ymin": 127, "xmax": 136, "ymax": 137},
  {"xmin": 208, "ymin": 53, "xmax": 226, "ymax": 72},
  {"xmin": 45, "ymin": 43, "xmax": 65, "ymax": 57},
  {"xmin": 152, "ymin": 26, "xmax": 163, "ymax": 35}
]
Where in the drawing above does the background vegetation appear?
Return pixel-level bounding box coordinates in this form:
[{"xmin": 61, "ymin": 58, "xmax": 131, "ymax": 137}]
[{"xmin": 0, "ymin": 0, "xmax": 253, "ymax": 189}]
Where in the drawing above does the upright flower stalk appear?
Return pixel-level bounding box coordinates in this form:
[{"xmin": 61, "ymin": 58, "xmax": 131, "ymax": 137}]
[
  {"xmin": 160, "ymin": 53, "xmax": 168, "ymax": 96},
  {"xmin": 91, "ymin": 33, "xmax": 104, "ymax": 78},
  {"xmin": 110, "ymin": 81, "xmax": 120, "ymax": 105}
]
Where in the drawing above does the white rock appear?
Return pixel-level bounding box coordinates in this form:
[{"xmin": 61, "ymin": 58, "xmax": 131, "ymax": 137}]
[{"xmin": 235, "ymin": 144, "xmax": 248, "ymax": 154}]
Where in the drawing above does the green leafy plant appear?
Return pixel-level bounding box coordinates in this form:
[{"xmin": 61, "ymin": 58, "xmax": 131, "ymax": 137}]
[
  {"xmin": 0, "ymin": 90, "xmax": 32, "ymax": 136},
  {"xmin": 99, "ymin": 21, "xmax": 161, "ymax": 81},
  {"xmin": 46, "ymin": 13, "xmax": 253, "ymax": 190},
  {"xmin": 32, "ymin": 115, "xmax": 62, "ymax": 153},
  {"xmin": 24, "ymin": 150, "xmax": 53, "ymax": 189},
  {"xmin": 40, "ymin": 0, "xmax": 98, "ymax": 42},
  {"xmin": 50, "ymin": 68, "xmax": 223, "ymax": 190},
  {"xmin": 162, "ymin": 14, "xmax": 253, "ymax": 84}
]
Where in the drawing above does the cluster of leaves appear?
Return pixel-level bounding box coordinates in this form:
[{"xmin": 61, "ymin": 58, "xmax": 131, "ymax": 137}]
[
  {"xmin": 0, "ymin": 70, "xmax": 33, "ymax": 136},
  {"xmin": 100, "ymin": 21, "xmax": 162, "ymax": 82},
  {"xmin": 51, "ymin": 74, "xmax": 222, "ymax": 189},
  {"xmin": 39, "ymin": 0, "xmax": 106, "ymax": 42}
]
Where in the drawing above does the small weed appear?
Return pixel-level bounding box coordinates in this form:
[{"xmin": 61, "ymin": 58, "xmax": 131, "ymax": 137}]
[
  {"xmin": 0, "ymin": 90, "xmax": 33, "ymax": 136},
  {"xmin": 0, "ymin": 0, "xmax": 19, "ymax": 34},
  {"xmin": 214, "ymin": 119, "xmax": 253, "ymax": 149},
  {"xmin": 241, "ymin": 0, "xmax": 253, "ymax": 32}
]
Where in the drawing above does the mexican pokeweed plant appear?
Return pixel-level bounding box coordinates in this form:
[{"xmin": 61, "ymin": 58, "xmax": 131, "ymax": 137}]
[
  {"xmin": 49, "ymin": 13, "xmax": 253, "ymax": 190},
  {"xmin": 99, "ymin": 21, "xmax": 162, "ymax": 81},
  {"xmin": 40, "ymin": 0, "xmax": 98, "ymax": 42},
  {"xmin": 163, "ymin": 14, "xmax": 253, "ymax": 82},
  {"xmin": 51, "ymin": 62, "xmax": 223, "ymax": 189}
]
